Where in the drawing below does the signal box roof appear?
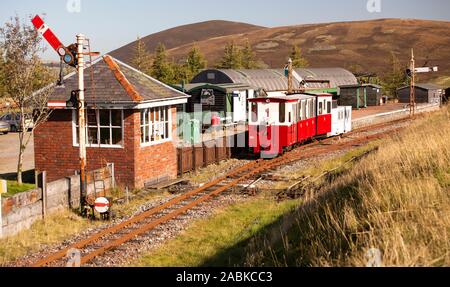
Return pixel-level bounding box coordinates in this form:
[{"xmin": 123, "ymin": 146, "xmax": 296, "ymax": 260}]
[{"xmin": 45, "ymin": 55, "xmax": 189, "ymax": 107}]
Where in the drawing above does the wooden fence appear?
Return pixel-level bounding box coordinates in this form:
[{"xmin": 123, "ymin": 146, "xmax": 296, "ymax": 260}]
[{"xmin": 177, "ymin": 133, "xmax": 248, "ymax": 175}]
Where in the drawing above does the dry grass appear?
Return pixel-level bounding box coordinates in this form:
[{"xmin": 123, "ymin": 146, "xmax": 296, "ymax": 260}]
[
  {"xmin": 246, "ymin": 108, "xmax": 450, "ymax": 267},
  {"xmin": 185, "ymin": 159, "xmax": 249, "ymax": 185},
  {"xmin": 132, "ymin": 195, "xmax": 300, "ymax": 267},
  {"xmin": 0, "ymin": 189, "xmax": 171, "ymax": 265},
  {"xmin": 0, "ymin": 210, "xmax": 101, "ymax": 265},
  {"xmin": 434, "ymin": 76, "xmax": 450, "ymax": 88}
]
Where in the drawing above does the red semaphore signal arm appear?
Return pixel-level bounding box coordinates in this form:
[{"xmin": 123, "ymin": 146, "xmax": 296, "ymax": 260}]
[{"xmin": 31, "ymin": 15, "xmax": 65, "ymax": 56}]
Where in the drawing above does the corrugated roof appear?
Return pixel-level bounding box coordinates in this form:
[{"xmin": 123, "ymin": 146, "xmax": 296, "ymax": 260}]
[
  {"xmin": 340, "ymin": 83, "xmax": 383, "ymax": 89},
  {"xmin": 249, "ymin": 93, "xmax": 315, "ymax": 102},
  {"xmin": 397, "ymin": 83, "xmax": 442, "ymax": 91},
  {"xmin": 49, "ymin": 55, "xmax": 189, "ymax": 105},
  {"xmin": 191, "ymin": 68, "xmax": 357, "ymax": 91},
  {"xmin": 173, "ymin": 82, "xmax": 252, "ymax": 93}
]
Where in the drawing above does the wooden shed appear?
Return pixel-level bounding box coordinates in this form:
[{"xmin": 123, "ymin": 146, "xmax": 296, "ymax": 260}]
[
  {"xmin": 338, "ymin": 84, "xmax": 383, "ymax": 109},
  {"xmin": 174, "ymin": 83, "xmax": 255, "ymax": 124},
  {"xmin": 443, "ymin": 87, "xmax": 450, "ymax": 104},
  {"xmin": 396, "ymin": 83, "xmax": 443, "ymax": 105}
]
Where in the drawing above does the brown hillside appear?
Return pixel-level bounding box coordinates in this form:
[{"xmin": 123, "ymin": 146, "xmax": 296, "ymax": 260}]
[
  {"xmin": 109, "ymin": 20, "xmax": 264, "ymax": 63},
  {"xmin": 165, "ymin": 18, "xmax": 449, "ymax": 81}
]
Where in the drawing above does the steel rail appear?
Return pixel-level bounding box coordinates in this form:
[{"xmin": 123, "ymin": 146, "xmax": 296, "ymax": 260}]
[
  {"xmin": 32, "ymin": 159, "xmax": 266, "ymax": 267},
  {"xmin": 79, "ymin": 156, "xmax": 289, "ymax": 264}
]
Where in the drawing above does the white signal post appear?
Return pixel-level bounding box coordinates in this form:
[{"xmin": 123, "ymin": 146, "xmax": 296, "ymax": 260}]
[
  {"xmin": 77, "ymin": 34, "xmax": 87, "ymax": 211},
  {"xmin": 410, "ymin": 49, "xmax": 416, "ymax": 116},
  {"xmin": 409, "ymin": 49, "xmax": 439, "ymax": 117}
]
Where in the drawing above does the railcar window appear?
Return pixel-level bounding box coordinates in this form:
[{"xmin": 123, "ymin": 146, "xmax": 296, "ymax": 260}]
[
  {"xmin": 293, "ymin": 104, "xmax": 297, "ymax": 121},
  {"xmin": 295, "ymin": 104, "xmax": 298, "ymax": 121},
  {"xmin": 301, "ymin": 101, "xmax": 306, "ymax": 120},
  {"xmin": 279, "ymin": 103, "xmax": 286, "ymax": 123},
  {"xmin": 251, "ymin": 102, "xmax": 258, "ymax": 122},
  {"xmin": 327, "ymin": 101, "xmax": 331, "ymax": 114},
  {"xmin": 319, "ymin": 102, "xmax": 323, "ymax": 115},
  {"xmin": 308, "ymin": 100, "xmax": 312, "ymax": 118}
]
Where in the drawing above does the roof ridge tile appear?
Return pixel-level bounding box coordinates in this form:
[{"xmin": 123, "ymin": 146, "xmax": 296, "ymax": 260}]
[{"xmin": 103, "ymin": 55, "xmax": 143, "ymax": 102}]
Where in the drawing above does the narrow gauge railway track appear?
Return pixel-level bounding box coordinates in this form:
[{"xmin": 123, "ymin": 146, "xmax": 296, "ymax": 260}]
[{"xmin": 30, "ymin": 119, "xmax": 408, "ymax": 267}]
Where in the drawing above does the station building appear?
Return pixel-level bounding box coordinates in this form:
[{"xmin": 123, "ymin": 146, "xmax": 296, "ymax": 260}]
[{"xmin": 34, "ymin": 55, "xmax": 189, "ymax": 189}]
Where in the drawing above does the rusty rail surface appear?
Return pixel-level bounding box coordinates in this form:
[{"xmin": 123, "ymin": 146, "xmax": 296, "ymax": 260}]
[{"xmin": 30, "ymin": 119, "xmax": 408, "ymax": 267}]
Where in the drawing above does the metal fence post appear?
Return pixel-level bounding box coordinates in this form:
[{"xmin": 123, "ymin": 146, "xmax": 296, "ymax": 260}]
[
  {"xmin": 109, "ymin": 163, "xmax": 115, "ymax": 189},
  {"xmin": 41, "ymin": 171, "xmax": 47, "ymax": 219},
  {"xmin": 0, "ymin": 192, "xmax": 3, "ymax": 238}
]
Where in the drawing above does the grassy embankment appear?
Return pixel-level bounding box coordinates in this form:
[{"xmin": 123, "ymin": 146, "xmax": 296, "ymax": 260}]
[{"xmin": 135, "ymin": 107, "xmax": 449, "ymax": 267}]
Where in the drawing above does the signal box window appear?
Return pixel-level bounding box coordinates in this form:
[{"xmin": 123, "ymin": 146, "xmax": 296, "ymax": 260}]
[
  {"xmin": 141, "ymin": 106, "xmax": 171, "ymax": 145},
  {"xmin": 74, "ymin": 109, "xmax": 123, "ymax": 147}
]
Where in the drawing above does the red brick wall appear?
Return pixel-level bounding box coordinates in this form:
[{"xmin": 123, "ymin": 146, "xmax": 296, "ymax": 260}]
[
  {"xmin": 133, "ymin": 107, "xmax": 178, "ymax": 187},
  {"xmin": 34, "ymin": 107, "xmax": 179, "ymax": 189}
]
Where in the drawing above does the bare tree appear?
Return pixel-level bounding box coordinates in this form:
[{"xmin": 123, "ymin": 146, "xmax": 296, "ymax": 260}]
[{"xmin": 0, "ymin": 15, "xmax": 55, "ymax": 184}]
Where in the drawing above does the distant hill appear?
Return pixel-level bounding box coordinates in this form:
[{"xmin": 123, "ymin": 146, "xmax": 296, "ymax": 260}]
[
  {"xmin": 109, "ymin": 20, "xmax": 264, "ymax": 63},
  {"xmin": 110, "ymin": 18, "xmax": 450, "ymax": 83}
]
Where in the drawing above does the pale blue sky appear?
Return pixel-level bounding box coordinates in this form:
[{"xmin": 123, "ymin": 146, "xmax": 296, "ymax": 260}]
[{"xmin": 1, "ymin": 0, "xmax": 449, "ymax": 60}]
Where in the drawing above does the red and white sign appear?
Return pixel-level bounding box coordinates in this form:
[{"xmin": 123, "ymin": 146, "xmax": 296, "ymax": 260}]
[
  {"xmin": 47, "ymin": 101, "xmax": 67, "ymax": 109},
  {"xmin": 31, "ymin": 15, "xmax": 64, "ymax": 54},
  {"xmin": 94, "ymin": 197, "xmax": 110, "ymax": 214}
]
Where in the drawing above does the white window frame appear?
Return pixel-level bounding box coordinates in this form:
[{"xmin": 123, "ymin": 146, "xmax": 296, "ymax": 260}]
[
  {"xmin": 72, "ymin": 109, "xmax": 124, "ymax": 149},
  {"xmin": 140, "ymin": 106, "xmax": 172, "ymax": 147}
]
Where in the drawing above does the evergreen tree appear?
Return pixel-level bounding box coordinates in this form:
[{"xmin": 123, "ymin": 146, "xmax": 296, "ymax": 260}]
[
  {"xmin": 217, "ymin": 42, "xmax": 242, "ymax": 69},
  {"xmin": 290, "ymin": 45, "xmax": 309, "ymax": 68},
  {"xmin": 382, "ymin": 52, "xmax": 408, "ymax": 98},
  {"xmin": 241, "ymin": 41, "xmax": 258, "ymax": 69},
  {"xmin": 131, "ymin": 37, "xmax": 152, "ymax": 74},
  {"xmin": 151, "ymin": 43, "xmax": 174, "ymax": 84},
  {"xmin": 172, "ymin": 61, "xmax": 190, "ymax": 85},
  {"xmin": 185, "ymin": 45, "xmax": 207, "ymax": 78}
]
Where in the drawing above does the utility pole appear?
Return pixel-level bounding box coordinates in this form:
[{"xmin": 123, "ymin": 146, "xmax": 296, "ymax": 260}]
[
  {"xmin": 77, "ymin": 34, "xmax": 87, "ymax": 214},
  {"xmin": 409, "ymin": 49, "xmax": 416, "ymax": 117},
  {"xmin": 406, "ymin": 49, "xmax": 439, "ymax": 117},
  {"xmin": 287, "ymin": 58, "xmax": 293, "ymax": 94}
]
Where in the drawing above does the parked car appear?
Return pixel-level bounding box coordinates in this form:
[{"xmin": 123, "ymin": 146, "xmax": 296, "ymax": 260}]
[
  {"xmin": 0, "ymin": 120, "xmax": 10, "ymax": 134},
  {"xmin": 0, "ymin": 113, "xmax": 34, "ymax": 132}
]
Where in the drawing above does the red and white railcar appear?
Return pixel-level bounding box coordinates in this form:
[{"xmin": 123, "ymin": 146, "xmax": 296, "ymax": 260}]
[{"xmin": 248, "ymin": 93, "xmax": 348, "ymax": 158}]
